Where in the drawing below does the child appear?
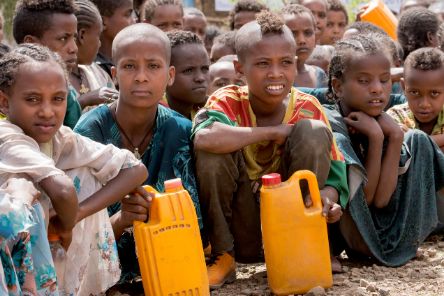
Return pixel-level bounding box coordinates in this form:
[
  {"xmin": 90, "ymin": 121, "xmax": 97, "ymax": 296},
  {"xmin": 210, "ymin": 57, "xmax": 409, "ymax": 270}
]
[
  {"xmin": 92, "ymin": 0, "xmax": 135, "ymax": 78},
  {"xmin": 74, "ymin": 23, "xmax": 202, "ymax": 292},
  {"xmin": 325, "ymin": 34, "xmax": 444, "ymax": 267},
  {"xmin": 208, "ymin": 60, "xmax": 246, "ymax": 95},
  {"xmin": 210, "ymin": 31, "xmax": 236, "ymax": 63},
  {"xmin": 288, "ymin": 0, "xmax": 328, "ymax": 44},
  {"xmin": 192, "ymin": 11, "xmax": 347, "ymax": 288},
  {"xmin": 388, "ymin": 48, "xmax": 444, "ymax": 151},
  {"xmin": 0, "ymin": 44, "xmax": 148, "ymax": 294},
  {"xmin": 13, "ymin": 0, "xmax": 82, "ymax": 128},
  {"xmin": 133, "ymin": 0, "xmax": 147, "ymax": 22},
  {"xmin": 320, "ymin": 0, "xmax": 348, "ymax": 45},
  {"xmin": 71, "ymin": 0, "xmax": 118, "ymax": 111},
  {"xmin": 397, "ymin": 7, "xmax": 439, "ymax": 61},
  {"xmin": 306, "ymin": 44, "xmax": 334, "ymax": 74},
  {"xmin": 166, "ymin": 30, "xmax": 210, "ymax": 119},
  {"xmin": 141, "ymin": 0, "xmax": 184, "ymax": 32},
  {"xmin": 204, "ymin": 25, "xmax": 222, "ymax": 55},
  {"xmin": 183, "ymin": 7, "xmax": 207, "ymax": 41},
  {"xmin": 281, "ymin": 4, "xmax": 328, "ymax": 88},
  {"xmin": 228, "ymin": 0, "xmax": 268, "ymax": 30}
]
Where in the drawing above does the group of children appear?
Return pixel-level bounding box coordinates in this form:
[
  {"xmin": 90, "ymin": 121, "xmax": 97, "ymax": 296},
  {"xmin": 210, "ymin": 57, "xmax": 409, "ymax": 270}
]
[{"xmin": 1, "ymin": 0, "xmax": 444, "ymax": 294}]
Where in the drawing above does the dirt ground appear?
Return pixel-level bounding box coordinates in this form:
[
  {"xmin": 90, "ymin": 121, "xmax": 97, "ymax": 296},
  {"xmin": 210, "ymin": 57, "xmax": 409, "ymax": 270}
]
[{"xmin": 109, "ymin": 234, "xmax": 444, "ymax": 296}]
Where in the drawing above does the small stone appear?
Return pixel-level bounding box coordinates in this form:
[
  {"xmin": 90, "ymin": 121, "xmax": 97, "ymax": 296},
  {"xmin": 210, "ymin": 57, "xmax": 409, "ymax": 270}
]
[
  {"xmin": 375, "ymin": 274, "xmax": 384, "ymax": 281},
  {"xmin": 370, "ymin": 293, "xmax": 379, "ymax": 296},
  {"xmin": 304, "ymin": 286, "xmax": 326, "ymax": 296},
  {"xmin": 378, "ymin": 287, "xmax": 390, "ymax": 296},
  {"xmin": 342, "ymin": 266, "xmax": 350, "ymax": 272},
  {"xmin": 360, "ymin": 279, "xmax": 370, "ymax": 288},
  {"xmin": 355, "ymin": 287, "xmax": 368, "ymax": 296},
  {"xmin": 241, "ymin": 268, "xmax": 249, "ymax": 273},
  {"xmin": 366, "ymin": 283, "xmax": 377, "ymax": 292},
  {"xmin": 343, "ymin": 279, "xmax": 351, "ymax": 287},
  {"xmin": 428, "ymin": 249, "xmax": 437, "ymax": 257},
  {"xmin": 241, "ymin": 288, "xmax": 253, "ymax": 295}
]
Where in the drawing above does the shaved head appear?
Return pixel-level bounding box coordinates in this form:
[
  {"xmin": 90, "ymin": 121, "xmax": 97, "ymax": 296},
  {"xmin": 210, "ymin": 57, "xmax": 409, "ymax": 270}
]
[{"xmin": 112, "ymin": 23, "xmax": 171, "ymax": 64}]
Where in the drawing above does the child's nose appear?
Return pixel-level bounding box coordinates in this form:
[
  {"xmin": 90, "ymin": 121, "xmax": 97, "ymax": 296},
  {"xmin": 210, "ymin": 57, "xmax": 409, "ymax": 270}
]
[
  {"xmin": 135, "ymin": 68, "xmax": 149, "ymax": 82},
  {"xmin": 369, "ymin": 80, "xmax": 383, "ymax": 94},
  {"xmin": 38, "ymin": 103, "xmax": 55, "ymax": 118},
  {"xmin": 68, "ymin": 38, "xmax": 78, "ymax": 54},
  {"xmin": 268, "ymin": 64, "xmax": 283, "ymax": 79}
]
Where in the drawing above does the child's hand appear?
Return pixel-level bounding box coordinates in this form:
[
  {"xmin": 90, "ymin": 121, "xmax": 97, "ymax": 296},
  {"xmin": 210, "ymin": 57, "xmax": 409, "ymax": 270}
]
[
  {"xmin": 272, "ymin": 124, "xmax": 293, "ymax": 146},
  {"xmin": 303, "ymin": 187, "xmax": 342, "ymax": 223},
  {"xmin": 48, "ymin": 216, "xmax": 73, "ymax": 250},
  {"xmin": 4, "ymin": 178, "xmax": 40, "ymax": 206},
  {"xmin": 344, "ymin": 112, "xmax": 383, "ymax": 139},
  {"xmin": 120, "ymin": 186, "xmax": 153, "ymax": 228},
  {"xmin": 377, "ymin": 112, "xmax": 404, "ymax": 140},
  {"xmin": 78, "ymin": 87, "xmax": 119, "ymax": 108}
]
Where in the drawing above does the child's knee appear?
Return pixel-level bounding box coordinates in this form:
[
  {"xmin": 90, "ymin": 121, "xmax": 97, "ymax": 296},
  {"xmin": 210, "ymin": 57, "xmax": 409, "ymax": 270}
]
[{"xmin": 289, "ymin": 119, "xmax": 333, "ymax": 154}]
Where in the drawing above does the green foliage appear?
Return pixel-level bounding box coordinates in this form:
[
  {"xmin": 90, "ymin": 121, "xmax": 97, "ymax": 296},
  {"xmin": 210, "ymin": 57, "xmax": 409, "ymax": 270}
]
[{"xmin": 1, "ymin": 0, "xmax": 17, "ymax": 43}]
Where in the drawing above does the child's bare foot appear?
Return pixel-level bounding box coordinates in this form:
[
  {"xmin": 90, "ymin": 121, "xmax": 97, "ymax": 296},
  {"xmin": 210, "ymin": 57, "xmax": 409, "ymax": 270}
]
[{"xmin": 331, "ymin": 255, "xmax": 342, "ymax": 273}]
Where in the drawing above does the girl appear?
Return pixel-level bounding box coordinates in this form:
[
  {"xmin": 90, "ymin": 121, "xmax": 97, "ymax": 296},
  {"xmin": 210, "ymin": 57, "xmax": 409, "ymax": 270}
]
[
  {"xmin": 0, "ymin": 44, "xmax": 148, "ymax": 294},
  {"xmin": 282, "ymin": 4, "xmax": 327, "ymax": 88},
  {"xmin": 70, "ymin": 0, "xmax": 119, "ymax": 112},
  {"xmin": 325, "ymin": 34, "xmax": 444, "ymax": 266}
]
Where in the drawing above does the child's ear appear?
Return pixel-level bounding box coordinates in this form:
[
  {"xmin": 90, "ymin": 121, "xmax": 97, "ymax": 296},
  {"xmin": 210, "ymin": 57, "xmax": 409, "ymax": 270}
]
[
  {"xmin": 0, "ymin": 90, "xmax": 10, "ymax": 116},
  {"xmin": 77, "ymin": 28, "xmax": 87, "ymax": 45},
  {"xmin": 102, "ymin": 16, "xmax": 109, "ymax": 32},
  {"xmin": 167, "ymin": 66, "xmax": 176, "ymax": 86},
  {"xmin": 23, "ymin": 35, "xmax": 39, "ymax": 44},
  {"xmin": 331, "ymin": 77, "xmax": 343, "ymax": 98},
  {"xmin": 233, "ymin": 60, "xmax": 244, "ymax": 75},
  {"xmin": 427, "ymin": 32, "xmax": 439, "ymax": 48},
  {"xmin": 111, "ymin": 66, "xmax": 118, "ymax": 86},
  {"xmin": 400, "ymin": 77, "xmax": 405, "ymax": 92}
]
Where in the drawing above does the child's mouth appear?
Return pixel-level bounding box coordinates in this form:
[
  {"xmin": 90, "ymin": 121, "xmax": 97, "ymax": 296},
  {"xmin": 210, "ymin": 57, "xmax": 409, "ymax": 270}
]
[
  {"xmin": 266, "ymin": 85, "xmax": 284, "ymax": 93},
  {"xmin": 35, "ymin": 124, "xmax": 55, "ymax": 133}
]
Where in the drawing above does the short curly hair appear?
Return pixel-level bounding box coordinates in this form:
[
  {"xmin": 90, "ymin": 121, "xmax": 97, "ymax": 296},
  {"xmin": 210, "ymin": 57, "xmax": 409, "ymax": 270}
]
[
  {"xmin": 404, "ymin": 47, "xmax": 444, "ymax": 72},
  {"xmin": 0, "ymin": 43, "xmax": 68, "ymax": 95},
  {"xmin": 327, "ymin": 34, "xmax": 391, "ymax": 102},
  {"xmin": 346, "ymin": 21, "xmax": 387, "ymax": 36},
  {"xmin": 74, "ymin": 0, "xmax": 101, "ymax": 31},
  {"xmin": 13, "ymin": 0, "xmax": 77, "ymax": 44},
  {"xmin": 397, "ymin": 7, "xmax": 439, "ymax": 59},
  {"xmin": 281, "ymin": 4, "xmax": 316, "ymax": 26},
  {"xmin": 141, "ymin": 0, "xmax": 183, "ymax": 22},
  {"xmin": 228, "ymin": 0, "xmax": 268, "ymax": 30},
  {"xmin": 91, "ymin": 0, "xmax": 130, "ymax": 17},
  {"xmin": 327, "ymin": 0, "xmax": 348, "ymax": 25},
  {"xmin": 167, "ymin": 30, "xmax": 203, "ymax": 49}
]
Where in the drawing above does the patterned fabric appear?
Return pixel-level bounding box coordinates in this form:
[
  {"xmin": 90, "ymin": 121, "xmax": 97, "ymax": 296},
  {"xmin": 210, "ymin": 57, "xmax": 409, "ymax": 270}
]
[
  {"xmin": 74, "ymin": 104, "xmax": 202, "ymax": 283},
  {"xmin": 387, "ymin": 102, "xmax": 444, "ymax": 135},
  {"xmin": 0, "ymin": 120, "xmax": 140, "ymax": 295}
]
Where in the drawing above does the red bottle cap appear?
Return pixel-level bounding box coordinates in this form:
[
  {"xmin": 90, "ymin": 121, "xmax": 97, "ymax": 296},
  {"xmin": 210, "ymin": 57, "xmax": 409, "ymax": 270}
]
[
  {"xmin": 262, "ymin": 173, "xmax": 282, "ymax": 187},
  {"xmin": 48, "ymin": 232, "xmax": 61, "ymax": 242},
  {"xmin": 164, "ymin": 178, "xmax": 183, "ymax": 191}
]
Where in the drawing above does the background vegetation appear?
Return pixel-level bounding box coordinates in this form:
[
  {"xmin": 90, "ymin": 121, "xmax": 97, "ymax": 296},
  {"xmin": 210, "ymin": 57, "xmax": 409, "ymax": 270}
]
[{"xmin": 1, "ymin": 0, "xmax": 16, "ymax": 43}]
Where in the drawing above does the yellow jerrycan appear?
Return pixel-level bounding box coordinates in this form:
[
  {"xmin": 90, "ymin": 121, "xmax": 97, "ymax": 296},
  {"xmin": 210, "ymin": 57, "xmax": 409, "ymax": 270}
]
[
  {"xmin": 260, "ymin": 170, "xmax": 332, "ymax": 295},
  {"xmin": 133, "ymin": 179, "xmax": 209, "ymax": 296},
  {"xmin": 360, "ymin": 0, "xmax": 398, "ymax": 40}
]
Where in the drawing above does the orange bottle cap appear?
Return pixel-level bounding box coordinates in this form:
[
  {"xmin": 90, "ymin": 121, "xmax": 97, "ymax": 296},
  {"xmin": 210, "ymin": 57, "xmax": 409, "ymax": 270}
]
[
  {"xmin": 48, "ymin": 232, "xmax": 61, "ymax": 242},
  {"xmin": 262, "ymin": 173, "xmax": 282, "ymax": 186},
  {"xmin": 164, "ymin": 178, "xmax": 183, "ymax": 191}
]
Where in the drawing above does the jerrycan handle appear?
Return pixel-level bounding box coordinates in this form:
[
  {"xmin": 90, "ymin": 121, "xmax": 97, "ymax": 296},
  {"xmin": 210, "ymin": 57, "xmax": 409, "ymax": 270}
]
[{"xmin": 290, "ymin": 170, "xmax": 322, "ymax": 211}]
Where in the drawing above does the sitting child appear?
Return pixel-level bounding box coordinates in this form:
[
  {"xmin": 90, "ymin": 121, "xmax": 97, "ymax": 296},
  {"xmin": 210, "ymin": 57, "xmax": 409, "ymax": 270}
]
[
  {"xmin": 281, "ymin": 4, "xmax": 328, "ymax": 88},
  {"xmin": 0, "ymin": 44, "xmax": 148, "ymax": 295},
  {"xmin": 166, "ymin": 30, "xmax": 210, "ymax": 119},
  {"xmin": 142, "ymin": 0, "xmax": 184, "ymax": 31},
  {"xmin": 193, "ymin": 11, "xmax": 347, "ymax": 289},
  {"xmin": 228, "ymin": 0, "xmax": 268, "ymax": 30},
  {"xmin": 71, "ymin": 0, "xmax": 118, "ymax": 111},
  {"xmin": 208, "ymin": 60, "xmax": 246, "ymax": 95},
  {"xmin": 325, "ymin": 34, "xmax": 444, "ymax": 267},
  {"xmin": 320, "ymin": 0, "xmax": 347, "ymax": 45},
  {"xmin": 92, "ymin": 0, "xmax": 135, "ymax": 78},
  {"xmin": 183, "ymin": 7, "xmax": 207, "ymax": 41},
  {"xmin": 210, "ymin": 31, "xmax": 236, "ymax": 64},
  {"xmin": 74, "ymin": 23, "xmax": 202, "ymax": 293}
]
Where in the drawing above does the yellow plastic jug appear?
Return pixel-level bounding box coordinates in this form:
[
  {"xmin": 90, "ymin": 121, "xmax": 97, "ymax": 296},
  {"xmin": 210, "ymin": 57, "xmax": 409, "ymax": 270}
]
[
  {"xmin": 133, "ymin": 179, "xmax": 209, "ymax": 296},
  {"xmin": 260, "ymin": 170, "xmax": 332, "ymax": 295},
  {"xmin": 360, "ymin": 0, "xmax": 398, "ymax": 40}
]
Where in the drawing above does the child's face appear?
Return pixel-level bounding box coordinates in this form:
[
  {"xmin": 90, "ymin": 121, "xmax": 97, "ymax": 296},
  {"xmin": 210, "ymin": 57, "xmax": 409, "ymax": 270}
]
[
  {"xmin": 320, "ymin": 11, "xmax": 347, "ymax": 45},
  {"xmin": 284, "ymin": 13, "xmax": 316, "ymax": 63},
  {"xmin": 167, "ymin": 43, "xmax": 210, "ymax": 105},
  {"xmin": 103, "ymin": 0, "xmax": 135, "ymax": 41},
  {"xmin": 77, "ymin": 20, "xmax": 103, "ymax": 65},
  {"xmin": 208, "ymin": 62, "xmax": 246, "ymax": 95},
  {"xmin": 233, "ymin": 11, "xmax": 257, "ymax": 30},
  {"xmin": 210, "ymin": 43, "xmax": 235, "ymax": 63},
  {"xmin": 403, "ymin": 66, "xmax": 444, "ymax": 125},
  {"xmin": 333, "ymin": 53, "xmax": 391, "ymax": 117},
  {"xmin": 183, "ymin": 15, "xmax": 207, "ymax": 40},
  {"xmin": 0, "ymin": 61, "xmax": 68, "ymax": 143},
  {"xmin": 149, "ymin": 5, "xmax": 183, "ymax": 32},
  {"xmin": 36, "ymin": 13, "xmax": 78, "ymax": 71},
  {"xmin": 235, "ymin": 34, "xmax": 296, "ymax": 108},
  {"xmin": 301, "ymin": 0, "xmax": 327, "ymax": 42},
  {"xmin": 112, "ymin": 38, "xmax": 174, "ymax": 109}
]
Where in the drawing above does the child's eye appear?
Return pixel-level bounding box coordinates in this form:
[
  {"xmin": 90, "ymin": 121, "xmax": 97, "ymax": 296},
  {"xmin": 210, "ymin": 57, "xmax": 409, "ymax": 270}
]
[
  {"xmin": 304, "ymin": 30, "xmax": 314, "ymax": 37},
  {"xmin": 54, "ymin": 96, "xmax": 66, "ymax": 102},
  {"xmin": 173, "ymin": 22, "xmax": 182, "ymax": 28},
  {"xmin": 282, "ymin": 59, "xmax": 294, "ymax": 65},
  {"xmin": 358, "ymin": 78, "xmax": 369, "ymax": 84},
  {"xmin": 408, "ymin": 90, "xmax": 420, "ymax": 96},
  {"xmin": 183, "ymin": 68, "xmax": 194, "ymax": 74},
  {"xmin": 25, "ymin": 96, "xmax": 40, "ymax": 103},
  {"xmin": 326, "ymin": 22, "xmax": 333, "ymax": 28},
  {"xmin": 215, "ymin": 81, "xmax": 228, "ymax": 88},
  {"xmin": 256, "ymin": 61, "xmax": 268, "ymax": 67},
  {"xmin": 431, "ymin": 90, "xmax": 441, "ymax": 97},
  {"xmin": 123, "ymin": 64, "xmax": 135, "ymax": 70},
  {"xmin": 148, "ymin": 63, "xmax": 160, "ymax": 70},
  {"xmin": 202, "ymin": 66, "xmax": 210, "ymax": 73}
]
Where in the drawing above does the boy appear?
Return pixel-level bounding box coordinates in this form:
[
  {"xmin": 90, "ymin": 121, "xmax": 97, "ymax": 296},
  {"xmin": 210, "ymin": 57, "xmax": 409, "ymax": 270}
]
[
  {"xmin": 208, "ymin": 60, "xmax": 245, "ymax": 95},
  {"xmin": 388, "ymin": 47, "xmax": 444, "ymax": 151},
  {"xmin": 142, "ymin": 0, "xmax": 184, "ymax": 32},
  {"xmin": 166, "ymin": 30, "xmax": 210, "ymax": 119},
  {"xmin": 192, "ymin": 11, "xmax": 347, "ymax": 288},
  {"xmin": 210, "ymin": 31, "xmax": 236, "ymax": 63},
  {"xmin": 92, "ymin": 0, "xmax": 135, "ymax": 78},
  {"xmin": 183, "ymin": 7, "xmax": 207, "ymax": 41},
  {"xmin": 13, "ymin": 0, "xmax": 81, "ymax": 128},
  {"xmin": 320, "ymin": 0, "xmax": 348, "ymax": 45},
  {"xmin": 228, "ymin": 0, "xmax": 268, "ymax": 30}
]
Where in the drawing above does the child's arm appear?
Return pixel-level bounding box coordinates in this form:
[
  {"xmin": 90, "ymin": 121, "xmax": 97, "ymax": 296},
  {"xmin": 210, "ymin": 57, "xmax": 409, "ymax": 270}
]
[
  {"xmin": 39, "ymin": 175, "xmax": 78, "ymax": 230},
  {"xmin": 76, "ymin": 163, "xmax": 148, "ymax": 222},
  {"xmin": 194, "ymin": 122, "xmax": 292, "ymax": 154},
  {"xmin": 431, "ymin": 134, "xmax": 444, "ymax": 150},
  {"xmin": 372, "ymin": 113, "xmax": 404, "ymax": 208},
  {"xmin": 343, "ymin": 112, "xmax": 384, "ymax": 206}
]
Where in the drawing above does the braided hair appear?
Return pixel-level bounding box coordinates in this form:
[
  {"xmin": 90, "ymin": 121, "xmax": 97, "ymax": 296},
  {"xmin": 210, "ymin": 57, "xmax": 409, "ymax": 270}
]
[
  {"xmin": 0, "ymin": 43, "xmax": 68, "ymax": 94},
  {"xmin": 74, "ymin": 0, "xmax": 101, "ymax": 30},
  {"xmin": 327, "ymin": 34, "xmax": 390, "ymax": 102}
]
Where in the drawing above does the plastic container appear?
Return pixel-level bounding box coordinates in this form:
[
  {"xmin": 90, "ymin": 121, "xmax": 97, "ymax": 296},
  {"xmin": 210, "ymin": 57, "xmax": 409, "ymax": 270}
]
[
  {"xmin": 133, "ymin": 179, "xmax": 209, "ymax": 296},
  {"xmin": 360, "ymin": 0, "xmax": 398, "ymax": 40},
  {"xmin": 48, "ymin": 232, "xmax": 66, "ymax": 289},
  {"xmin": 260, "ymin": 171, "xmax": 332, "ymax": 295}
]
